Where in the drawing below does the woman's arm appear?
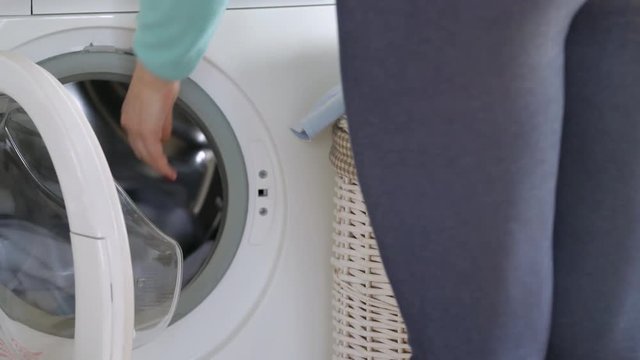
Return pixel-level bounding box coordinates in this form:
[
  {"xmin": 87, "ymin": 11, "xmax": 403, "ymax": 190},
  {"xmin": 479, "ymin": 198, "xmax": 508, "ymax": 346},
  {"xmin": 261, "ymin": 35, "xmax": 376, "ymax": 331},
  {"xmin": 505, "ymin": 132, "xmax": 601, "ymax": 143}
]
[
  {"xmin": 122, "ymin": 0, "xmax": 227, "ymax": 180},
  {"xmin": 134, "ymin": 0, "xmax": 228, "ymax": 81}
]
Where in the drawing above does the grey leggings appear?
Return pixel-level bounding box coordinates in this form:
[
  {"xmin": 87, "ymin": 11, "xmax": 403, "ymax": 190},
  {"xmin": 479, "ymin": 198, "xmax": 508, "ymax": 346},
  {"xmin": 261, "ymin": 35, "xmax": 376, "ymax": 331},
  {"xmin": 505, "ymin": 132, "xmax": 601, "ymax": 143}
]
[{"xmin": 337, "ymin": 0, "xmax": 640, "ymax": 359}]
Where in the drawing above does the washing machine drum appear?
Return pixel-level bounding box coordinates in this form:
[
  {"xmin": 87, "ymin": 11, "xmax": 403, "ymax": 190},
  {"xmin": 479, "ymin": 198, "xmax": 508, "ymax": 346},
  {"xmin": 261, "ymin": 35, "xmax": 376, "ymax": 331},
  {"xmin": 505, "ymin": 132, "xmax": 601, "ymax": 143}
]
[{"xmin": 0, "ymin": 102, "xmax": 182, "ymax": 344}]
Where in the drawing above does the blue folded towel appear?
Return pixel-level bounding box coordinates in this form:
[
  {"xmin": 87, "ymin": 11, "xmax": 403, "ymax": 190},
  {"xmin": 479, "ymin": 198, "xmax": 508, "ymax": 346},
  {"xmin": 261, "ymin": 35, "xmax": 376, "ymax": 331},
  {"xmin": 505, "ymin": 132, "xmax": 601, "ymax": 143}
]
[{"xmin": 291, "ymin": 85, "xmax": 344, "ymax": 141}]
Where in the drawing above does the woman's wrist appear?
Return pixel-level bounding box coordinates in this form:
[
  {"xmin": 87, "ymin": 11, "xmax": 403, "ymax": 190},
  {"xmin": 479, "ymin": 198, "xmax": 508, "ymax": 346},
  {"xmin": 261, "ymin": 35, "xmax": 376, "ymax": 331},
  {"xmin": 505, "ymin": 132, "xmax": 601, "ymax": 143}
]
[{"xmin": 131, "ymin": 61, "xmax": 180, "ymax": 95}]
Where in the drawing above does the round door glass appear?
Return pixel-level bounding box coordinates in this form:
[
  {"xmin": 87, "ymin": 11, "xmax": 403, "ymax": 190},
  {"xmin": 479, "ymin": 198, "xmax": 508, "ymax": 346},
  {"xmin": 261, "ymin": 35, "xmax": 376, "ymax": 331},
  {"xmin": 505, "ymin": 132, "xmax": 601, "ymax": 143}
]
[
  {"xmin": 0, "ymin": 95, "xmax": 75, "ymax": 358},
  {"xmin": 0, "ymin": 94, "xmax": 182, "ymax": 352}
]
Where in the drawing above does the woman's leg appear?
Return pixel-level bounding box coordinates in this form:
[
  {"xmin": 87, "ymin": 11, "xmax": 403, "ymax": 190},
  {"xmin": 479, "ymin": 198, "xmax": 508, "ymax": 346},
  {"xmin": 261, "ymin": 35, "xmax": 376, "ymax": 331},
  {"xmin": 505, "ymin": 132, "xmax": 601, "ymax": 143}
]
[
  {"xmin": 336, "ymin": 1, "xmax": 585, "ymax": 359},
  {"xmin": 549, "ymin": 1, "xmax": 640, "ymax": 359}
]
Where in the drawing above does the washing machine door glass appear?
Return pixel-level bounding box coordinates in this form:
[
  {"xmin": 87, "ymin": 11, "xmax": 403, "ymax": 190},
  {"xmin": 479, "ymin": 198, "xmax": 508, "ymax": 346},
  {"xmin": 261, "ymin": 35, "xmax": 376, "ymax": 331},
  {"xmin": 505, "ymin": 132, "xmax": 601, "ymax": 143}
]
[
  {"xmin": 0, "ymin": 52, "xmax": 182, "ymax": 359},
  {"xmin": 0, "ymin": 110, "xmax": 184, "ymax": 343}
]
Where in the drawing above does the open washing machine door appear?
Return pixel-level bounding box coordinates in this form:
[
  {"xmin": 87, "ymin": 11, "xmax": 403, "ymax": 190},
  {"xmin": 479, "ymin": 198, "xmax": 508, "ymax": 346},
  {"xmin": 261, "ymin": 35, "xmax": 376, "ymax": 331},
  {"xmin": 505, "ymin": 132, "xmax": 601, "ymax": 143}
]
[{"xmin": 0, "ymin": 52, "xmax": 183, "ymax": 359}]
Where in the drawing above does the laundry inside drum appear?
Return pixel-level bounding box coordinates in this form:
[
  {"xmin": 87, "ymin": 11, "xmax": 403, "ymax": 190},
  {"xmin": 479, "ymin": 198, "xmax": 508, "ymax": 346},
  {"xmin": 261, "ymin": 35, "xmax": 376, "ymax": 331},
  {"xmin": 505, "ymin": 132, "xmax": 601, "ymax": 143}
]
[{"xmin": 63, "ymin": 80, "xmax": 228, "ymax": 289}]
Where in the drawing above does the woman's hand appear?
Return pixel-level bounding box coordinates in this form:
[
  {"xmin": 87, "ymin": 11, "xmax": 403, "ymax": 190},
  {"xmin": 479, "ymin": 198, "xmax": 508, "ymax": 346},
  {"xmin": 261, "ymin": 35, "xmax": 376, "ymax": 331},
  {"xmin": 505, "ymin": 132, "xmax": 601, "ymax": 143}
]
[{"xmin": 121, "ymin": 61, "xmax": 179, "ymax": 181}]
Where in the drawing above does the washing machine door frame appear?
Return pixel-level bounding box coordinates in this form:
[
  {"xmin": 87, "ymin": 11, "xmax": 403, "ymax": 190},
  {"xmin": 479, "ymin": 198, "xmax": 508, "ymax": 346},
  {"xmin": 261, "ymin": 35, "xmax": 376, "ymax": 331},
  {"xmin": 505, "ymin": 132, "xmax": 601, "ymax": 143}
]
[{"xmin": 0, "ymin": 51, "xmax": 134, "ymax": 360}]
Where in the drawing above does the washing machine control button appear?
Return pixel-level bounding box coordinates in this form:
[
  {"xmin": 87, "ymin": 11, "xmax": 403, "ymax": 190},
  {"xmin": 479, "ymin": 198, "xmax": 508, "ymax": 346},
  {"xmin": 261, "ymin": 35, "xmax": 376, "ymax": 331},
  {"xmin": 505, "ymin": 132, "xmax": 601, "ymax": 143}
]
[{"xmin": 249, "ymin": 141, "xmax": 275, "ymax": 245}]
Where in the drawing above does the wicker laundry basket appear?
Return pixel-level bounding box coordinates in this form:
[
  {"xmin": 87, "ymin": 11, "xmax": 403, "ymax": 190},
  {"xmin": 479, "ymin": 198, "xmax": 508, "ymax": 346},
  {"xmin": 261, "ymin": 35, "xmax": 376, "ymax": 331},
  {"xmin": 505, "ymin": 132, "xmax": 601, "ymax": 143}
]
[{"xmin": 330, "ymin": 117, "xmax": 412, "ymax": 359}]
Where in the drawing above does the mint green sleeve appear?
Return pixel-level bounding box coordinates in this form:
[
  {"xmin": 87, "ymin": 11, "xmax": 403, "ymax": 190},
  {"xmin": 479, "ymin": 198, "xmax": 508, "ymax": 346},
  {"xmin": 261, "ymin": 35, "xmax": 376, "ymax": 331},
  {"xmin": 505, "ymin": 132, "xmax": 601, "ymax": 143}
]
[{"xmin": 134, "ymin": 0, "xmax": 228, "ymax": 81}]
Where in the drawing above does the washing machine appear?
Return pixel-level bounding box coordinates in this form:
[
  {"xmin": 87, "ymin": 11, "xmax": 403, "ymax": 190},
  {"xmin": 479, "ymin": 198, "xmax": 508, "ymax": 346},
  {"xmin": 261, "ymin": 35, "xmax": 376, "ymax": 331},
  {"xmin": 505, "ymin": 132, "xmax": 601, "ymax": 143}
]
[{"xmin": 0, "ymin": 0, "xmax": 340, "ymax": 358}]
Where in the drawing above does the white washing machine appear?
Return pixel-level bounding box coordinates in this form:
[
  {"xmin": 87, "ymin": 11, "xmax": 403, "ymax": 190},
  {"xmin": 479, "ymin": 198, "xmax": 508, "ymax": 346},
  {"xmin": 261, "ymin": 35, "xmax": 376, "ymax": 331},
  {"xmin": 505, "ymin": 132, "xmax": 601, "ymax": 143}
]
[{"xmin": 0, "ymin": 1, "xmax": 340, "ymax": 359}]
